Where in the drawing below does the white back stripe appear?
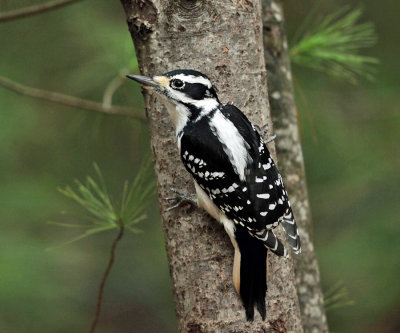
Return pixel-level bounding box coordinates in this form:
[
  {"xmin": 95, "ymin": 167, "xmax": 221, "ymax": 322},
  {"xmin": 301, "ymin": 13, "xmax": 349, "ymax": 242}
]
[{"xmin": 209, "ymin": 111, "xmax": 250, "ymax": 181}]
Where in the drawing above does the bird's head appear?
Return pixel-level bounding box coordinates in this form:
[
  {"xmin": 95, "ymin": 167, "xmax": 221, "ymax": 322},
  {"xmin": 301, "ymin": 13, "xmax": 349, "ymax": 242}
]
[{"xmin": 126, "ymin": 69, "xmax": 219, "ymax": 107}]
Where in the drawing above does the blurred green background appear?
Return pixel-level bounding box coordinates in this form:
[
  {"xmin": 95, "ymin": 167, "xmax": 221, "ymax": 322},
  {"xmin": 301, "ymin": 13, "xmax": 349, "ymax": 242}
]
[{"xmin": 0, "ymin": 0, "xmax": 398, "ymax": 332}]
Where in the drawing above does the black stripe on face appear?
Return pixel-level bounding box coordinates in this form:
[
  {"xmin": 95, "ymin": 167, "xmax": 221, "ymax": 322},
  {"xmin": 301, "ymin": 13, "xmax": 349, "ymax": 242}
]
[
  {"xmin": 177, "ymin": 83, "xmax": 218, "ymax": 101},
  {"xmin": 182, "ymin": 83, "xmax": 210, "ymax": 100}
]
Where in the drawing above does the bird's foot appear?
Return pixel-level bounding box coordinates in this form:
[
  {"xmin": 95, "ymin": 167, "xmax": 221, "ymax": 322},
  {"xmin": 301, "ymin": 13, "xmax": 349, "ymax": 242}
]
[
  {"xmin": 254, "ymin": 123, "xmax": 276, "ymax": 143},
  {"xmin": 265, "ymin": 134, "xmax": 276, "ymax": 144},
  {"xmin": 254, "ymin": 123, "xmax": 270, "ymax": 137},
  {"xmin": 165, "ymin": 187, "xmax": 197, "ymax": 212}
]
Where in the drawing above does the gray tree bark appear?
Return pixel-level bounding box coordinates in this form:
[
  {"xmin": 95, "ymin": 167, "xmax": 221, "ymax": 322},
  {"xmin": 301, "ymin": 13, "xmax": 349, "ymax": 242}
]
[
  {"xmin": 262, "ymin": 1, "xmax": 328, "ymax": 332},
  {"xmin": 120, "ymin": 0, "xmax": 302, "ymax": 331}
]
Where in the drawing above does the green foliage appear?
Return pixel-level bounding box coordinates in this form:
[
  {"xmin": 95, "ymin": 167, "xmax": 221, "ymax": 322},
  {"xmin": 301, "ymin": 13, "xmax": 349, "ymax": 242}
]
[
  {"xmin": 50, "ymin": 161, "xmax": 155, "ymax": 247},
  {"xmin": 290, "ymin": 7, "xmax": 378, "ymax": 83},
  {"xmin": 324, "ymin": 280, "xmax": 355, "ymax": 311}
]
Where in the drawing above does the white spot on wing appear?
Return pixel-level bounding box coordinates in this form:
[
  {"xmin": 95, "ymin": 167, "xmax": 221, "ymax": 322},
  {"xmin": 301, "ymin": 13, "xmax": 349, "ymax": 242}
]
[
  {"xmin": 212, "ymin": 188, "xmax": 221, "ymax": 195},
  {"xmin": 255, "ymin": 177, "xmax": 264, "ymax": 183},
  {"xmin": 257, "ymin": 193, "xmax": 270, "ymax": 199},
  {"xmin": 212, "ymin": 171, "xmax": 224, "ymax": 178}
]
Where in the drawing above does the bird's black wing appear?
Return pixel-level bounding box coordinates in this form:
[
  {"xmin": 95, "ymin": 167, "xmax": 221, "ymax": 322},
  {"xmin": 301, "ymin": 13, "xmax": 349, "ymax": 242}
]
[
  {"xmin": 221, "ymin": 104, "xmax": 300, "ymax": 253},
  {"xmin": 179, "ymin": 105, "xmax": 300, "ymax": 254}
]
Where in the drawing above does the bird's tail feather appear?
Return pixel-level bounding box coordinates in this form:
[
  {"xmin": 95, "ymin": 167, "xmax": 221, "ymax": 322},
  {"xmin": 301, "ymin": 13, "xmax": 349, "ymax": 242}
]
[
  {"xmin": 281, "ymin": 210, "xmax": 301, "ymax": 254},
  {"xmin": 235, "ymin": 227, "xmax": 268, "ymax": 321},
  {"xmin": 252, "ymin": 229, "xmax": 288, "ymax": 258}
]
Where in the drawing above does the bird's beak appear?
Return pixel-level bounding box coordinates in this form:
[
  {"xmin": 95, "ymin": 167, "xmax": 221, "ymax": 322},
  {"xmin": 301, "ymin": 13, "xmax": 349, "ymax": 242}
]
[{"xmin": 126, "ymin": 74, "xmax": 159, "ymax": 88}]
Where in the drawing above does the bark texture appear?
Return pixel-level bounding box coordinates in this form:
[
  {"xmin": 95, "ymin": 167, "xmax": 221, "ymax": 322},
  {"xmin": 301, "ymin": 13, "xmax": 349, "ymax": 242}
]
[
  {"xmin": 262, "ymin": 1, "xmax": 328, "ymax": 332},
  {"xmin": 120, "ymin": 0, "xmax": 302, "ymax": 331}
]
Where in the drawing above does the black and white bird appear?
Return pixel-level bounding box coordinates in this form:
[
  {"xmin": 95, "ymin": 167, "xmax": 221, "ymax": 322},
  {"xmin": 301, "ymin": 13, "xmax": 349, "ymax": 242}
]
[{"xmin": 127, "ymin": 69, "xmax": 301, "ymax": 321}]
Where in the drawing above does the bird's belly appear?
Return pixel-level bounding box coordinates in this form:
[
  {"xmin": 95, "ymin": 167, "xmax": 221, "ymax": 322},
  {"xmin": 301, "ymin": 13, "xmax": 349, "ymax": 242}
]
[
  {"xmin": 194, "ymin": 181, "xmax": 222, "ymax": 222},
  {"xmin": 194, "ymin": 181, "xmax": 237, "ymax": 247}
]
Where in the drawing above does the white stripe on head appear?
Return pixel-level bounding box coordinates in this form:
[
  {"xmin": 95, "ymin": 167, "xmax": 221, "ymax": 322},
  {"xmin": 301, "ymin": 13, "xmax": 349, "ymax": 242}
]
[{"xmin": 171, "ymin": 74, "xmax": 212, "ymax": 88}]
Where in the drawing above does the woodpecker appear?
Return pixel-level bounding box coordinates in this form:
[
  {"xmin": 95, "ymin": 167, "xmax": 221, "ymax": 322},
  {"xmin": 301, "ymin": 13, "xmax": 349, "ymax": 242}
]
[{"xmin": 127, "ymin": 69, "xmax": 301, "ymax": 321}]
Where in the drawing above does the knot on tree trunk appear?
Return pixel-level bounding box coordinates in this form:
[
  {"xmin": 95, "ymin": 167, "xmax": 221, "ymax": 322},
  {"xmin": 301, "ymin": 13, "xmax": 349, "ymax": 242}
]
[
  {"xmin": 166, "ymin": 0, "xmax": 219, "ymax": 34},
  {"xmin": 127, "ymin": 0, "xmax": 158, "ymax": 40}
]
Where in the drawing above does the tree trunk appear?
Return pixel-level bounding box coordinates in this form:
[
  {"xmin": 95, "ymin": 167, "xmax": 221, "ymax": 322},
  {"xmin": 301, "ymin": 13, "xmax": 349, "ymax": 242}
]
[
  {"xmin": 262, "ymin": 1, "xmax": 328, "ymax": 332},
  {"xmin": 119, "ymin": 0, "xmax": 302, "ymax": 331}
]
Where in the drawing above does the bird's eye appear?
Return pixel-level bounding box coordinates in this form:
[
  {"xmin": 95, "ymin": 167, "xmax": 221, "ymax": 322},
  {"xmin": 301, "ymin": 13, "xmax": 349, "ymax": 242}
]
[{"xmin": 171, "ymin": 79, "xmax": 184, "ymax": 89}]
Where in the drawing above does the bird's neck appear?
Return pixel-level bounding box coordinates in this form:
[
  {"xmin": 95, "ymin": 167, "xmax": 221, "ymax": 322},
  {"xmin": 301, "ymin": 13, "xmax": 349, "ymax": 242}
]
[{"xmin": 160, "ymin": 96, "xmax": 220, "ymax": 135}]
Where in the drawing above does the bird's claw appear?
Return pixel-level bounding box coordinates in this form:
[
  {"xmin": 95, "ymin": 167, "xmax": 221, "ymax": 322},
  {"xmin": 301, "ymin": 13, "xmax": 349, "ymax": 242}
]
[
  {"xmin": 254, "ymin": 123, "xmax": 269, "ymax": 137},
  {"xmin": 164, "ymin": 187, "xmax": 197, "ymax": 212},
  {"xmin": 255, "ymin": 123, "xmax": 276, "ymax": 144},
  {"xmin": 265, "ymin": 134, "xmax": 276, "ymax": 144}
]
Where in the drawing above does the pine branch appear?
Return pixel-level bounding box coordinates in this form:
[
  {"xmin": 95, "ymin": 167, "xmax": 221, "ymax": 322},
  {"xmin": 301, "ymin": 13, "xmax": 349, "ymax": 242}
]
[
  {"xmin": 52, "ymin": 162, "xmax": 155, "ymax": 329},
  {"xmin": 290, "ymin": 7, "xmax": 378, "ymax": 83},
  {"xmin": 89, "ymin": 224, "xmax": 124, "ymax": 333},
  {"xmin": 0, "ymin": 0, "xmax": 83, "ymax": 23},
  {"xmin": 0, "ymin": 75, "xmax": 145, "ymax": 121},
  {"xmin": 102, "ymin": 69, "xmax": 130, "ymax": 109},
  {"xmin": 324, "ymin": 280, "xmax": 355, "ymax": 311},
  {"xmin": 51, "ymin": 161, "xmax": 154, "ymax": 245}
]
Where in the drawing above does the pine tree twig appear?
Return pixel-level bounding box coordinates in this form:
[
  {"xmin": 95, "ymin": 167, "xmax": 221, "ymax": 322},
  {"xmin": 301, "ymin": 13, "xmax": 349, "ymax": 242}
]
[
  {"xmin": 289, "ymin": 7, "xmax": 378, "ymax": 83},
  {"xmin": 0, "ymin": 75, "xmax": 146, "ymax": 121},
  {"xmin": 89, "ymin": 224, "xmax": 124, "ymax": 333},
  {"xmin": 0, "ymin": 0, "xmax": 83, "ymax": 23},
  {"xmin": 102, "ymin": 69, "xmax": 129, "ymax": 109}
]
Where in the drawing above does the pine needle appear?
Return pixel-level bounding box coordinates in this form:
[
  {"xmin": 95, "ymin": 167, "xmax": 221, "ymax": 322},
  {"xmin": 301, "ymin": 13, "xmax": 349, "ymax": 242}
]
[
  {"xmin": 49, "ymin": 160, "xmax": 155, "ymax": 248},
  {"xmin": 290, "ymin": 7, "xmax": 378, "ymax": 83},
  {"xmin": 324, "ymin": 280, "xmax": 355, "ymax": 311}
]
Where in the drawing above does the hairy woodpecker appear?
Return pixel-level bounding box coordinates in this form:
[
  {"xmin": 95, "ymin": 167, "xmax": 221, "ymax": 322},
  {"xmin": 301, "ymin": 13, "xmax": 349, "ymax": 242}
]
[{"xmin": 127, "ymin": 69, "xmax": 301, "ymax": 321}]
